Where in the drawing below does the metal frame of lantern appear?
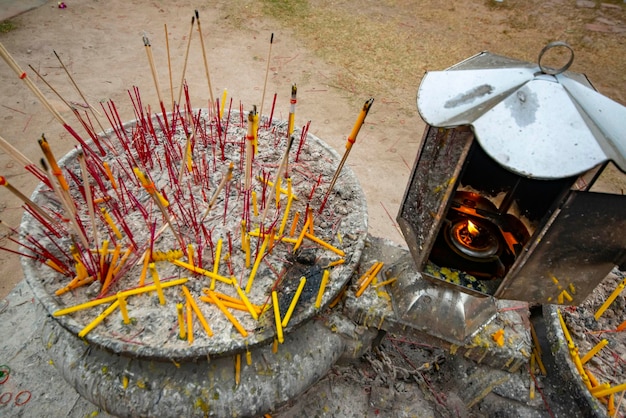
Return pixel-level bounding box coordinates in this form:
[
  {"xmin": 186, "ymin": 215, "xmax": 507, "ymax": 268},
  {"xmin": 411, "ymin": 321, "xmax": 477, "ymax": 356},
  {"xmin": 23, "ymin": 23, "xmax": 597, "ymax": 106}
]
[{"xmin": 389, "ymin": 45, "xmax": 626, "ymax": 344}]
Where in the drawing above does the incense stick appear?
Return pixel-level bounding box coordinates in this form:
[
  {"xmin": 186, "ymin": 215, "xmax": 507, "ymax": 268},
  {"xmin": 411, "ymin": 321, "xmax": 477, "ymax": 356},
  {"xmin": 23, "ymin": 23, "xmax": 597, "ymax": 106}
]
[
  {"xmin": 177, "ymin": 16, "xmax": 195, "ymax": 106},
  {"xmin": 142, "ymin": 35, "xmax": 164, "ymax": 105},
  {"xmin": 201, "ymin": 162, "xmax": 234, "ymax": 220},
  {"xmin": 319, "ymin": 98, "xmax": 374, "ymax": 213},
  {"xmin": 195, "ymin": 10, "xmax": 215, "ymax": 111},
  {"xmin": 164, "ymin": 24, "xmax": 175, "ymax": 111},
  {"xmin": 259, "ymin": 33, "xmax": 274, "ymax": 123}
]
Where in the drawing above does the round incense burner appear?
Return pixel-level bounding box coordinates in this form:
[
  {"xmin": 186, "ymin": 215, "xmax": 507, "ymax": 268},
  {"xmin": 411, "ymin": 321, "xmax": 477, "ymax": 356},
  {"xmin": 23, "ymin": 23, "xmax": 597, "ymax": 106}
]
[{"xmin": 21, "ymin": 109, "xmax": 368, "ymax": 361}]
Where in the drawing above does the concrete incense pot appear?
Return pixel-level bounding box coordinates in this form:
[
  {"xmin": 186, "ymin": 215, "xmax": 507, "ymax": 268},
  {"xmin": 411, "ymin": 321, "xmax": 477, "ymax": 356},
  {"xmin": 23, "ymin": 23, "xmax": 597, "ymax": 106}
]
[{"xmin": 20, "ymin": 107, "xmax": 369, "ymax": 416}]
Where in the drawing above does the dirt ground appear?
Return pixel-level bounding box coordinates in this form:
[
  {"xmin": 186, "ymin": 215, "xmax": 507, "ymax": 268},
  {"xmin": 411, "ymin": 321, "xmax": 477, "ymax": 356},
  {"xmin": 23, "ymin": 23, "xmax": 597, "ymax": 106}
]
[{"xmin": 0, "ymin": 0, "xmax": 624, "ymax": 298}]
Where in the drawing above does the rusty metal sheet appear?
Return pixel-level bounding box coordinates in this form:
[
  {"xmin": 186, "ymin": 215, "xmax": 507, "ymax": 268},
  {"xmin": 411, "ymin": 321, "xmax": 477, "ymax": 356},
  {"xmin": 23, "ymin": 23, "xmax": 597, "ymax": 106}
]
[{"xmin": 495, "ymin": 191, "xmax": 626, "ymax": 304}]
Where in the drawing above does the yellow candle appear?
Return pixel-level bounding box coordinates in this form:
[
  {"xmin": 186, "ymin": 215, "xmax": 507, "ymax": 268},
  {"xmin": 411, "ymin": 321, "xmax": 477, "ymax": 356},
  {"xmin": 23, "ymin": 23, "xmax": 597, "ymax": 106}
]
[
  {"xmin": 240, "ymin": 220, "xmax": 246, "ymax": 249},
  {"xmin": 231, "ymin": 278, "xmax": 259, "ymax": 320},
  {"xmin": 289, "ymin": 211, "xmax": 300, "ymax": 237},
  {"xmin": 268, "ymin": 227, "xmax": 276, "ymax": 254},
  {"xmin": 139, "ymin": 248, "xmax": 151, "ymax": 286},
  {"xmin": 533, "ymin": 347, "xmax": 547, "ymax": 376},
  {"xmin": 293, "ymin": 216, "xmax": 311, "ymax": 253},
  {"xmin": 53, "ymin": 278, "xmax": 188, "ymax": 316},
  {"xmin": 327, "ymin": 258, "xmax": 345, "ymax": 268},
  {"xmin": 244, "ymin": 234, "xmax": 251, "ymax": 268},
  {"xmin": 220, "ymin": 89, "xmax": 227, "ymax": 119},
  {"xmin": 187, "ymin": 244, "xmax": 195, "ymax": 266},
  {"xmin": 278, "ymin": 181, "xmax": 294, "ymax": 237},
  {"xmin": 112, "ymin": 247, "xmax": 133, "ymax": 277},
  {"xmin": 282, "ymin": 276, "xmax": 306, "ymax": 328},
  {"xmin": 245, "ymin": 233, "xmax": 270, "ymax": 294},
  {"xmin": 207, "ymin": 291, "xmax": 247, "ymax": 337},
  {"xmin": 176, "ymin": 303, "xmax": 186, "ymax": 339},
  {"xmin": 102, "ymin": 161, "xmax": 118, "ymax": 189},
  {"xmin": 275, "ymin": 177, "xmax": 282, "ymax": 207},
  {"xmin": 78, "ymin": 300, "xmax": 120, "ymax": 338},
  {"xmin": 272, "ymin": 337, "xmax": 279, "ymax": 353},
  {"xmin": 212, "ymin": 238, "xmax": 223, "ymax": 290},
  {"xmin": 315, "ymin": 270, "xmax": 330, "ymax": 309},
  {"xmin": 149, "ymin": 262, "xmax": 166, "ymax": 305},
  {"xmin": 118, "ymin": 293, "xmax": 130, "ymax": 324},
  {"xmin": 101, "ymin": 244, "xmax": 121, "ymax": 295},
  {"xmin": 373, "ymin": 277, "xmax": 397, "ymax": 289},
  {"xmin": 182, "ymin": 285, "xmax": 213, "ymax": 337},
  {"xmin": 101, "ymin": 208, "xmax": 123, "ymax": 239},
  {"xmin": 171, "ymin": 259, "xmax": 231, "ymax": 284},
  {"xmin": 200, "ymin": 296, "xmax": 253, "ymax": 313},
  {"xmin": 595, "ymin": 278, "xmax": 626, "ymax": 320},
  {"xmin": 100, "ymin": 239, "xmax": 109, "ymax": 276},
  {"xmin": 356, "ymin": 262, "xmax": 381, "ymax": 287},
  {"xmin": 307, "ymin": 209, "xmax": 314, "ymax": 235},
  {"xmin": 557, "ymin": 309, "xmax": 575, "ymax": 347},
  {"xmin": 581, "ymin": 339, "xmax": 608, "ymax": 365},
  {"xmin": 202, "ymin": 290, "xmax": 262, "ymax": 314},
  {"xmin": 590, "ymin": 382, "xmax": 611, "ymax": 395},
  {"xmin": 246, "ymin": 349, "xmax": 252, "ymax": 365},
  {"xmin": 356, "ymin": 262, "xmax": 384, "ymax": 298},
  {"xmin": 251, "ymin": 190, "xmax": 259, "ymax": 217},
  {"xmin": 186, "ymin": 301, "xmax": 194, "ymax": 345},
  {"xmin": 235, "ymin": 353, "xmax": 241, "ymax": 385},
  {"xmin": 272, "ymin": 290, "xmax": 284, "ymax": 343},
  {"xmin": 304, "ymin": 232, "xmax": 345, "ymax": 257}
]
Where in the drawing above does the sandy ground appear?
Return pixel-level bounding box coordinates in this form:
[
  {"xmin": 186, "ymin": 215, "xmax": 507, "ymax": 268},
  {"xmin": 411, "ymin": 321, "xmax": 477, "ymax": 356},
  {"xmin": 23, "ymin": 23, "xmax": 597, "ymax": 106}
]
[{"xmin": 1, "ymin": 0, "xmax": 625, "ymax": 299}]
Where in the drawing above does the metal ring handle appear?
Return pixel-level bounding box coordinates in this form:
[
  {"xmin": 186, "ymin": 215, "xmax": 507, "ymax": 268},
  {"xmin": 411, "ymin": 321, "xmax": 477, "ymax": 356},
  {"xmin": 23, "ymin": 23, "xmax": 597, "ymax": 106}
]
[{"xmin": 538, "ymin": 41, "xmax": 574, "ymax": 75}]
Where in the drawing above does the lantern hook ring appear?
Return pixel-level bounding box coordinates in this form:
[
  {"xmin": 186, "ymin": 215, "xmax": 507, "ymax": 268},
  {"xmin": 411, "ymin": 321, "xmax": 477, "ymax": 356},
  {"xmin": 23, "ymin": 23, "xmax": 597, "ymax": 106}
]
[{"xmin": 538, "ymin": 41, "xmax": 574, "ymax": 75}]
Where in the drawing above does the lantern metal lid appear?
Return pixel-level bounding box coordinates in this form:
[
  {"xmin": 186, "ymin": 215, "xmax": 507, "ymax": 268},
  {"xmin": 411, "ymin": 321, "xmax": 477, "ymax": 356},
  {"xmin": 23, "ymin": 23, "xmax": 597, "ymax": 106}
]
[{"xmin": 417, "ymin": 42, "xmax": 626, "ymax": 180}]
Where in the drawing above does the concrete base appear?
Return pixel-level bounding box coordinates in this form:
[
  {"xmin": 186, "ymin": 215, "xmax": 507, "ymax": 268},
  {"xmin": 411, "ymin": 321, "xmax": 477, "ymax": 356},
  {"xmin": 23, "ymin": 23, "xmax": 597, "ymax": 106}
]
[
  {"xmin": 343, "ymin": 236, "xmax": 531, "ymax": 372},
  {"xmin": 42, "ymin": 309, "xmax": 346, "ymax": 417}
]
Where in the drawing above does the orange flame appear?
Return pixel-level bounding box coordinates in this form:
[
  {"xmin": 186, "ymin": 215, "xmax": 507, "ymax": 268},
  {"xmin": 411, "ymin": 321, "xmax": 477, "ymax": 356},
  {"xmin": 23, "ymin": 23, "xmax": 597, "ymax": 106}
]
[{"xmin": 467, "ymin": 220, "xmax": 479, "ymax": 237}]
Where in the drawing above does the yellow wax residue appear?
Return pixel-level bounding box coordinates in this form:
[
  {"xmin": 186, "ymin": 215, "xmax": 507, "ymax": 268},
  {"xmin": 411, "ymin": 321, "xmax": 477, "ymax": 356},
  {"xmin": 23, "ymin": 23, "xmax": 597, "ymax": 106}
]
[{"xmin": 491, "ymin": 329, "xmax": 505, "ymax": 347}]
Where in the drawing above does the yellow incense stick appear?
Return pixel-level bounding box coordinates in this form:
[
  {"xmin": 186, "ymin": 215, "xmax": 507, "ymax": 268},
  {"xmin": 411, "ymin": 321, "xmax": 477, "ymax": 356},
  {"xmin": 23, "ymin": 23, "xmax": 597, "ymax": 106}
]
[
  {"xmin": 315, "ymin": 270, "xmax": 330, "ymax": 309},
  {"xmin": 118, "ymin": 293, "xmax": 130, "ymax": 324},
  {"xmin": 101, "ymin": 208, "xmax": 122, "ymax": 239},
  {"xmin": 139, "ymin": 248, "xmax": 151, "ymax": 286},
  {"xmin": 177, "ymin": 302, "xmax": 186, "ymax": 339},
  {"xmin": 149, "ymin": 263, "xmax": 166, "ymax": 305},
  {"xmin": 78, "ymin": 300, "xmax": 120, "ymax": 338},
  {"xmin": 182, "ymin": 285, "xmax": 213, "ymax": 337},
  {"xmin": 200, "ymin": 296, "xmax": 258, "ymax": 313},
  {"xmin": 212, "ymin": 238, "xmax": 223, "ymax": 290},
  {"xmin": 186, "ymin": 301, "xmax": 194, "ymax": 344},
  {"xmin": 235, "ymin": 353, "xmax": 241, "ymax": 386},
  {"xmin": 171, "ymin": 259, "xmax": 231, "ymax": 284},
  {"xmin": 231, "ymin": 278, "xmax": 259, "ymax": 320},
  {"xmin": 356, "ymin": 262, "xmax": 384, "ymax": 298},
  {"xmin": 53, "ymin": 278, "xmax": 187, "ymax": 316},
  {"xmin": 282, "ymin": 277, "xmax": 307, "ymax": 328},
  {"xmin": 102, "ymin": 162, "xmax": 117, "ymax": 189},
  {"xmin": 208, "ymin": 290, "xmax": 247, "ymax": 337},
  {"xmin": 101, "ymin": 244, "xmax": 121, "ymax": 295},
  {"xmin": 244, "ymin": 234, "xmax": 251, "ymax": 268},
  {"xmin": 304, "ymin": 232, "xmax": 345, "ymax": 257},
  {"xmin": 293, "ymin": 216, "xmax": 311, "ymax": 253},
  {"xmin": 245, "ymin": 233, "xmax": 270, "ymax": 294},
  {"xmin": 581, "ymin": 339, "xmax": 608, "ymax": 365},
  {"xmin": 252, "ymin": 190, "xmax": 259, "ymax": 217},
  {"xmin": 289, "ymin": 212, "xmax": 300, "ymax": 237},
  {"xmin": 595, "ymin": 278, "xmax": 626, "ymax": 320},
  {"xmin": 272, "ymin": 290, "xmax": 284, "ymax": 344}
]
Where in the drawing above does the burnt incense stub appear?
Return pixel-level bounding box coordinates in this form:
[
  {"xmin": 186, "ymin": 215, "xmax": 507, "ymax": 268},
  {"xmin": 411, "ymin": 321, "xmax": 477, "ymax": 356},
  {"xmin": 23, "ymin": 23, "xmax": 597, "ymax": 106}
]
[{"xmin": 396, "ymin": 48, "xmax": 626, "ymax": 308}]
